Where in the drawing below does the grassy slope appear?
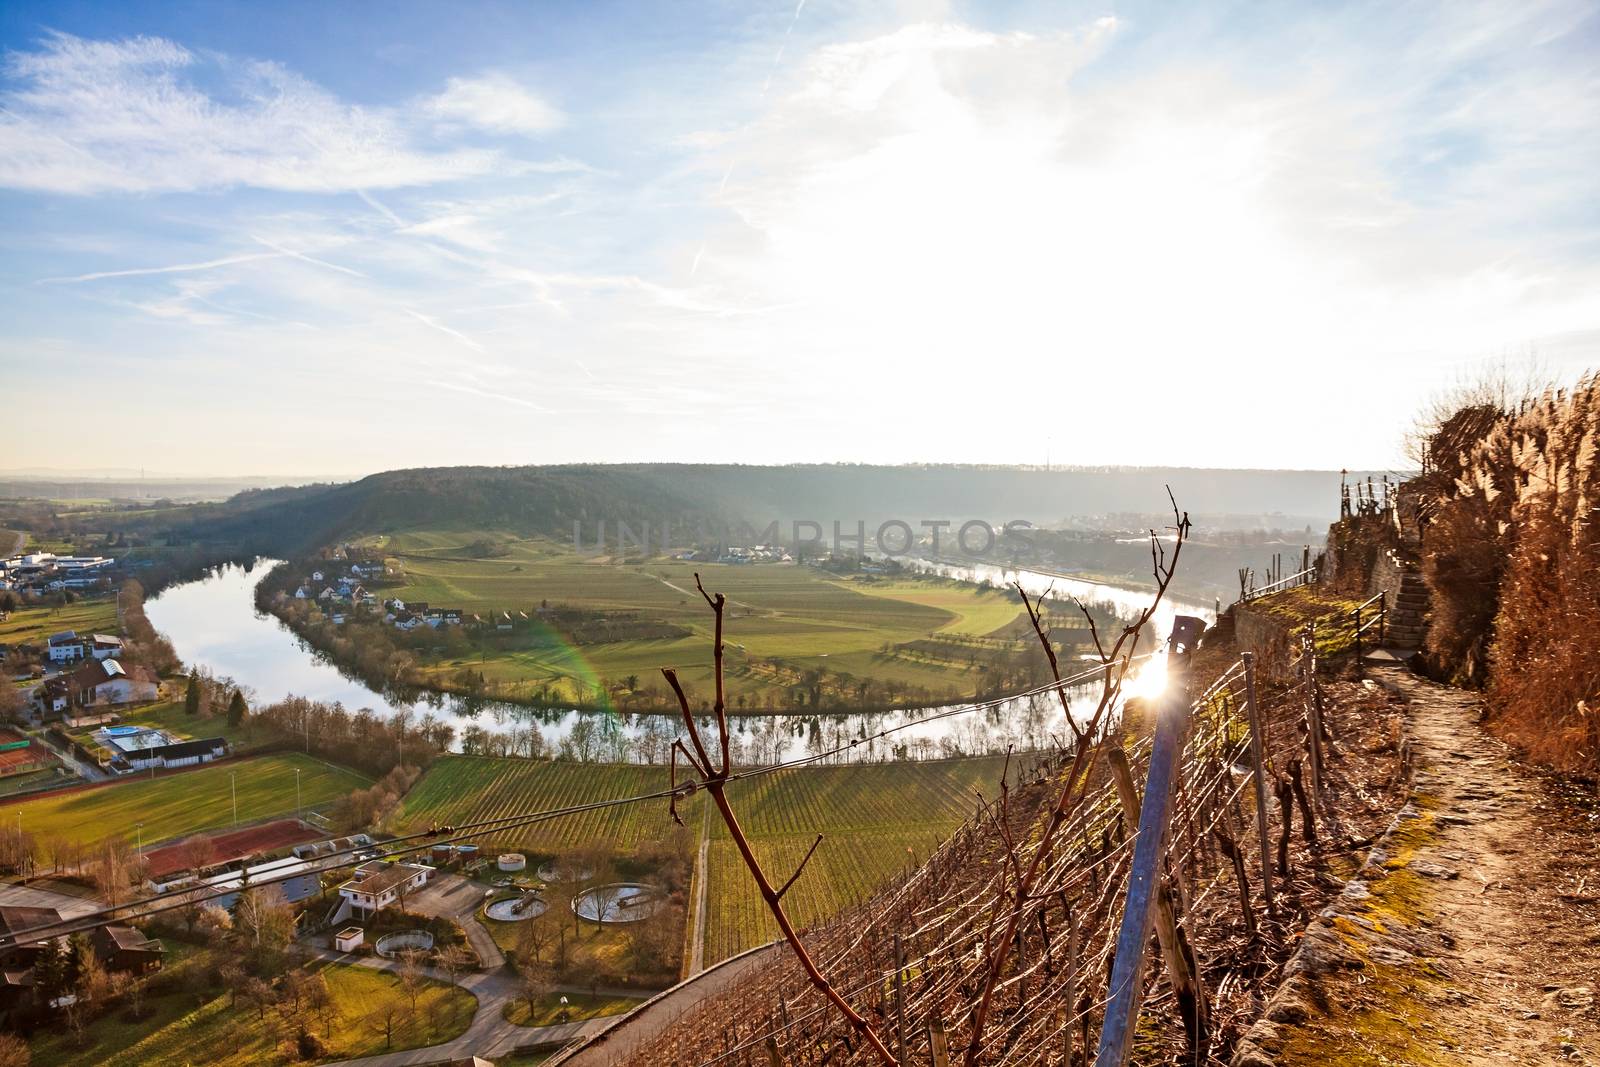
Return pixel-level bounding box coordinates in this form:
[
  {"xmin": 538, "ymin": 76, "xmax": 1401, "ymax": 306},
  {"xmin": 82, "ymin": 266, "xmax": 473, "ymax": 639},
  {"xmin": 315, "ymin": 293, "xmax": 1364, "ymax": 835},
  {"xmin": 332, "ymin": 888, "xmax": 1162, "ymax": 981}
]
[
  {"xmin": 2, "ymin": 753, "xmax": 370, "ymax": 847},
  {"xmin": 30, "ymin": 957, "xmax": 473, "ymax": 1067},
  {"xmin": 392, "ymin": 754, "xmax": 1008, "ymax": 964},
  {"xmin": 374, "ymin": 533, "xmax": 1024, "ymax": 702},
  {"xmin": 0, "ymin": 595, "xmax": 119, "ymax": 647}
]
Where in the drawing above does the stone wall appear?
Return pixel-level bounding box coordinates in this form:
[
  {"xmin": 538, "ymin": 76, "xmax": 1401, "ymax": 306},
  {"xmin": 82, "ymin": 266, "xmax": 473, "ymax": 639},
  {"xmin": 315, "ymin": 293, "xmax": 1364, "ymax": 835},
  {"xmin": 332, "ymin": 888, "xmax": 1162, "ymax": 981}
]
[{"xmin": 1233, "ymin": 604, "xmax": 1297, "ymax": 682}]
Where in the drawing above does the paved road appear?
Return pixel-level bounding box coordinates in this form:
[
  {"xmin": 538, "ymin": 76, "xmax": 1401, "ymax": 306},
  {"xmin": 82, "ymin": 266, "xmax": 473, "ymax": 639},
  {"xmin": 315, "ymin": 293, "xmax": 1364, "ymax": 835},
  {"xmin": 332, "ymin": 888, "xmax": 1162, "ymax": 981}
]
[
  {"xmin": 0, "ymin": 881, "xmax": 105, "ymax": 920},
  {"xmin": 405, "ymin": 872, "xmax": 506, "ymax": 970}
]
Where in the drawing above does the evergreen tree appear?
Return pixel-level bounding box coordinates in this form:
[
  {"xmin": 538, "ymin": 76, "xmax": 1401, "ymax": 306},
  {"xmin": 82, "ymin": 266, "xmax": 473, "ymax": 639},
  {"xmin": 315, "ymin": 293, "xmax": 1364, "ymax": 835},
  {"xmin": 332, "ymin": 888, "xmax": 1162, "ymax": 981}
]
[
  {"xmin": 227, "ymin": 689, "xmax": 247, "ymax": 728},
  {"xmin": 184, "ymin": 672, "xmax": 201, "ymax": 717},
  {"xmin": 31, "ymin": 937, "xmax": 66, "ymax": 1005}
]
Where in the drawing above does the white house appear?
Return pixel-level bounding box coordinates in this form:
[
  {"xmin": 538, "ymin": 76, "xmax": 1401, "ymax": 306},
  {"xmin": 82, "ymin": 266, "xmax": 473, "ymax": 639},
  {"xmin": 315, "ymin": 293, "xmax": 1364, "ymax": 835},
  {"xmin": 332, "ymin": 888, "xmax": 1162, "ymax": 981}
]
[
  {"xmin": 46, "ymin": 631, "xmax": 86, "ymax": 663},
  {"xmin": 337, "ymin": 861, "xmax": 433, "ymax": 916},
  {"xmin": 68, "ymin": 659, "xmax": 159, "ymax": 706},
  {"xmin": 89, "ymin": 634, "xmax": 123, "ymax": 660}
]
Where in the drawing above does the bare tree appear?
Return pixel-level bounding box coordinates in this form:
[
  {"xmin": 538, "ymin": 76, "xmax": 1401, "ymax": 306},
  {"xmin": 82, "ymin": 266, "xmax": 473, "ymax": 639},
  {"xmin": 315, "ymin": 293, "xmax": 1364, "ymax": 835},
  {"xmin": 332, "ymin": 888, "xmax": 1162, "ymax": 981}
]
[
  {"xmin": 434, "ymin": 944, "xmax": 473, "ymax": 1022},
  {"xmin": 396, "ymin": 949, "xmax": 427, "ymax": 1015},
  {"xmin": 518, "ymin": 964, "xmax": 553, "ymax": 1021},
  {"xmin": 367, "ymin": 992, "xmax": 406, "ymax": 1050},
  {"xmin": 664, "ymin": 576, "xmax": 895, "ymax": 1066}
]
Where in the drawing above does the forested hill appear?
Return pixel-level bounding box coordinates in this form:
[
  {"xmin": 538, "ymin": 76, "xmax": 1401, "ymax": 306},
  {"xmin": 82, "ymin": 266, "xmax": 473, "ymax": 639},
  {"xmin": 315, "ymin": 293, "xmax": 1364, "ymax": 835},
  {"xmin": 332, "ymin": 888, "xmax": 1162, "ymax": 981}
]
[{"xmin": 149, "ymin": 463, "xmax": 1380, "ymax": 555}]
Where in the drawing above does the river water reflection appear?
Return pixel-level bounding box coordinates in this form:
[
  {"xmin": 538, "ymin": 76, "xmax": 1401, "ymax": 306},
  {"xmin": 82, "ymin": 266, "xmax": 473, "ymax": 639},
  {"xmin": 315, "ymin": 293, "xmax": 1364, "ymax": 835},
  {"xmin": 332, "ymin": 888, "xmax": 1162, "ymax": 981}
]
[{"xmin": 145, "ymin": 560, "xmax": 1213, "ymax": 763}]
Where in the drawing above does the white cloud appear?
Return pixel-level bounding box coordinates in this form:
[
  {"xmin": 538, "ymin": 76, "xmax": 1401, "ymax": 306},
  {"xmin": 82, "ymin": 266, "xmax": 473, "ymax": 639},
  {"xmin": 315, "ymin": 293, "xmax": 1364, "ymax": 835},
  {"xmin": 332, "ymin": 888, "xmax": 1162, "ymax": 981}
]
[
  {"xmin": 0, "ymin": 32, "xmax": 506, "ymax": 194},
  {"xmin": 675, "ymin": 11, "xmax": 1600, "ymax": 463},
  {"xmin": 423, "ymin": 74, "xmax": 564, "ymax": 136}
]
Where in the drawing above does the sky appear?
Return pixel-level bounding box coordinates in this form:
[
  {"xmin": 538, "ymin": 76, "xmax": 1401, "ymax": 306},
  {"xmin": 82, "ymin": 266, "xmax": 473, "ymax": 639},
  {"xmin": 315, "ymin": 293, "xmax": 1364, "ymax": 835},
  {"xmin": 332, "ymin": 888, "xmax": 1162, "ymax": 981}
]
[{"xmin": 2, "ymin": 0, "xmax": 1597, "ymax": 477}]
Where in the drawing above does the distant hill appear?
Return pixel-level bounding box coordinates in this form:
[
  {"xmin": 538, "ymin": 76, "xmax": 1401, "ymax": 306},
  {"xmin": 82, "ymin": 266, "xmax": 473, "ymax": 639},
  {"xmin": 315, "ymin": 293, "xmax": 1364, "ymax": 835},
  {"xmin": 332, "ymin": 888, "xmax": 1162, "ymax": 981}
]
[{"xmin": 142, "ymin": 463, "xmax": 1391, "ymax": 557}]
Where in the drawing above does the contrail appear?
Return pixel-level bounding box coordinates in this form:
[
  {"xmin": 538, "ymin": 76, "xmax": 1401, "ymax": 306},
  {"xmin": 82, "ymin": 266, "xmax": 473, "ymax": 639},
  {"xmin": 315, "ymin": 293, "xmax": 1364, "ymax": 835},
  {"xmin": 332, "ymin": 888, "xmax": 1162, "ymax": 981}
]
[{"xmin": 40, "ymin": 252, "xmax": 281, "ymax": 284}]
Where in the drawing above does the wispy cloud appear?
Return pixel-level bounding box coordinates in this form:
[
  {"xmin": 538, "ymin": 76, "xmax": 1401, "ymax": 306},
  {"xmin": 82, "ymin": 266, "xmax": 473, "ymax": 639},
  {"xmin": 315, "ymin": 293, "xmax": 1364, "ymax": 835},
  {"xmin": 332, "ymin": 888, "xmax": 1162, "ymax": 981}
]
[
  {"xmin": 422, "ymin": 74, "xmax": 564, "ymax": 136},
  {"xmin": 0, "ymin": 32, "xmax": 516, "ymax": 194}
]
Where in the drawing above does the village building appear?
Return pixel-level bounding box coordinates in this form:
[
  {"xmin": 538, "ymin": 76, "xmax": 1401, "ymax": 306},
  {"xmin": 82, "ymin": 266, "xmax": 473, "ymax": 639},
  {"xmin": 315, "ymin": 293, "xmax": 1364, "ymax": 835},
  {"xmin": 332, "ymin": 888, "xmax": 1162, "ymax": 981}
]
[
  {"xmin": 68, "ymin": 658, "xmax": 159, "ymax": 707},
  {"xmin": 0, "ymin": 905, "xmax": 63, "ymax": 1011},
  {"xmin": 337, "ymin": 861, "xmax": 433, "ymax": 917},
  {"xmin": 45, "ymin": 631, "xmax": 85, "ymax": 664},
  {"xmin": 148, "ymin": 855, "xmax": 321, "ymax": 910},
  {"xmin": 89, "ymin": 925, "xmax": 164, "ymax": 975},
  {"xmin": 88, "ymin": 634, "xmax": 123, "ymax": 660},
  {"xmin": 35, "ymin": 677, "xmax": 70, "ymax": 715},
  {"xmin": 94, "ymin": 725, "xmax": 226, "ymax": 772}
]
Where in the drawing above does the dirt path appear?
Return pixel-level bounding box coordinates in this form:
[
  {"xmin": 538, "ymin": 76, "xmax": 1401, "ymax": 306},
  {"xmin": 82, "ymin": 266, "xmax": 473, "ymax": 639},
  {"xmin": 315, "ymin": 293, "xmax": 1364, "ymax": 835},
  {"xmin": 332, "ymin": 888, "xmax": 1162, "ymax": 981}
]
[
  {"xmin": 1241, "ymin": 665, "xmax": 1600, "ymax": 1066},
  {"xmin": 687, "ymin": 796, "xmax": 710, "ymax": 975}
]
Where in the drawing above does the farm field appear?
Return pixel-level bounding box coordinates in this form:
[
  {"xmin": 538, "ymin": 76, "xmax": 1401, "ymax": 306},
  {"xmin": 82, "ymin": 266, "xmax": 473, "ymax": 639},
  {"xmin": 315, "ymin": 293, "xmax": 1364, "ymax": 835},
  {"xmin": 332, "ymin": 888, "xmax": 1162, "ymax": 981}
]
[
  {"xmin": 347, "ymin": 531, "xmax": 1034, "ymax": 707},
  {"xmin": 0, "ymin": 753, "xmax": 370, "ymax": 849},
  {"xmin": 29, "ymin": 955, "xmax": 473, "ymax": 1067},
  {"xmin": 393, "ymin": 753, "xmax": 1008, "ymax": 964},
  {"xmin": 0, "ymin": 593, "xmax": 119, "ymax": 649}
]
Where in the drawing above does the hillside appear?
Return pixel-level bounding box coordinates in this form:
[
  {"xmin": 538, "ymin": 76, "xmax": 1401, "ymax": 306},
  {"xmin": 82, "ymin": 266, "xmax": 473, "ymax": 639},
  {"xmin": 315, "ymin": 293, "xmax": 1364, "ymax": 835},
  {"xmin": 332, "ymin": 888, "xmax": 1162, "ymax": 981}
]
[{"xmin": 142, "ymin": 463, "xmax": 1374, "ymax": 557}]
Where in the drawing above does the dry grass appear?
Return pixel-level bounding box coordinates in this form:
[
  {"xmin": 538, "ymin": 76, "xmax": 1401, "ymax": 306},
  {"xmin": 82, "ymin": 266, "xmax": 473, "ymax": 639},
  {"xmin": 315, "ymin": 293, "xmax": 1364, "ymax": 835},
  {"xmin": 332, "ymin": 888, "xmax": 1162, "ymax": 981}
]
[{"xmin": 1418, "ymin": 374, "xmax": 1600, "ymax": 773}]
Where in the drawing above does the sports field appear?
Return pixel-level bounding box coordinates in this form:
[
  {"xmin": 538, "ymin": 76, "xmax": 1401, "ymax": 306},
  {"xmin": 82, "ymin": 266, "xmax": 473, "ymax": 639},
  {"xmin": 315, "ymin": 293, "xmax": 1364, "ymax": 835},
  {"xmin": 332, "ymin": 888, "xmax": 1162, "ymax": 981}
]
[
  {"xmin": 392, "ymin": 752, "xmax": 1008, "ymax": 964},
  {"xmin": 1, "ymin": 753, "xmax": 370, "ymax": 848},
  {"xmin": 357, "ymin": 532, "xmax": 1034, "ymax": 707}
]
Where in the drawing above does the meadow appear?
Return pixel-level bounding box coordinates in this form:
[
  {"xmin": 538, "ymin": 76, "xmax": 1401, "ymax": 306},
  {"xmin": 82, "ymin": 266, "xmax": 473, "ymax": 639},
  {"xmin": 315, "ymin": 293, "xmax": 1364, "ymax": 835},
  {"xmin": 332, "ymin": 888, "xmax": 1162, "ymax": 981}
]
[
  {"xmin": 349, "ymin": 531, "xmax": 1037, "ymax": 708},
  {"xmin": 392, "ymin": 753, "xmax": 1008, "ymax": 965},
  {"xmin": 1, "ymin": 753, "xmax": 370, "ymax": 849},
  {"xmin": 0, "ymin": 594, "xmax": 120, "ymax": 649}
]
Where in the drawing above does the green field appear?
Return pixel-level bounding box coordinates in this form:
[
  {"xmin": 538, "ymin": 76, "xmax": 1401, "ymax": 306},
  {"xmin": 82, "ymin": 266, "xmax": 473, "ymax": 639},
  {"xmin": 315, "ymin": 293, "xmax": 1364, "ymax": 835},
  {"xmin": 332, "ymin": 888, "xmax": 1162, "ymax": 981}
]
[
  {"xmin": 30, "ymin": 955, "xmax": 473, "ymax": 1067},
  {"xmin": 3, "ymin": 753, "xmax": 371, "ymax": 849},
  {"xmin": 0, "ymin": 594, "xmax": 120, "ymax": 649},
  {"xmin": 339, "ymin": 532, "xmax": 1036, "ymax": 708},
  {"xmin": 393, "ymin": 753, "xmax": 1007, "ymax": 965}
]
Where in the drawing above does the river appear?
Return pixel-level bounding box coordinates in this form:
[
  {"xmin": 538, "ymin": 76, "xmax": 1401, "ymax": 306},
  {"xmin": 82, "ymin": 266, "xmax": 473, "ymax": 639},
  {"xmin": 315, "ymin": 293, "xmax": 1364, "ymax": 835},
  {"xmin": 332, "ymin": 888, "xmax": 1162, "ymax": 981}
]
[{"xmin": 144, "ymin": 560, "xmax": 1214, "ymax": 763}]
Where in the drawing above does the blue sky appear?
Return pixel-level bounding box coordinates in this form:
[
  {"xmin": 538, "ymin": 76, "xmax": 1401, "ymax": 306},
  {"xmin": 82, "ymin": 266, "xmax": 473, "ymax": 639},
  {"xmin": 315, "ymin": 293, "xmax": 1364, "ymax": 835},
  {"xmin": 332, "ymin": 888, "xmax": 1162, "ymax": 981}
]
[{"xmin": 3, "ymin": 0, "xmax": 1597, "ymax": 476}]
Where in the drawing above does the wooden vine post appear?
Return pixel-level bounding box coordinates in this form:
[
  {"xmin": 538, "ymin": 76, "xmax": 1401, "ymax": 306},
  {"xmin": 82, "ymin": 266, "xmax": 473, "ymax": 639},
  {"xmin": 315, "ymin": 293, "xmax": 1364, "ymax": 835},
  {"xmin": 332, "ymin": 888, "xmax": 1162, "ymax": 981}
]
[{"xmin": 1240, "ymin": 652, "xmax": 1278, "ymax": 921}]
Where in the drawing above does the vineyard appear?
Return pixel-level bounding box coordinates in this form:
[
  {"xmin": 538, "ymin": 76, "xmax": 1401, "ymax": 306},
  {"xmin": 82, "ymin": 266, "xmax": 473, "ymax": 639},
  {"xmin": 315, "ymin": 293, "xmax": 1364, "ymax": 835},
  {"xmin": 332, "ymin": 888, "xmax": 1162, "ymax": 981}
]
[
  {"xmin": 391, "ymin": 753, "xmax": 1010, "ymax": 962},
  {"xmin": 703, "ymin": 757, "xmax": 1008, "ymax": 960},
  {"xmin": 391, "ymin": 757, "xmax": 703, "ymax": 853}
]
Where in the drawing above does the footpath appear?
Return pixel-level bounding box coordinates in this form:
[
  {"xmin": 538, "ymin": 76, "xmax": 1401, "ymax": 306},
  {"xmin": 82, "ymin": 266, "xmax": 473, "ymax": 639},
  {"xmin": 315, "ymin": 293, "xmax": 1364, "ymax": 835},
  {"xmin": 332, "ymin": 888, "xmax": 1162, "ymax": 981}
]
[{"xmin": 1236, "ymin": 666, "xmax": 1600, "ymax": 1066}]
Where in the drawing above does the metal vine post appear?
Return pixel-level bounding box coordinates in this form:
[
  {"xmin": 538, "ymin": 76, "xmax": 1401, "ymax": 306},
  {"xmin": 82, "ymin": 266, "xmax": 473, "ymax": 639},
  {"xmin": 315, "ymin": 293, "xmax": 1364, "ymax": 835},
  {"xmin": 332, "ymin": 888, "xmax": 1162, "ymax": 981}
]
[
  {"xmin": 663, "ymin": 574, "xmax": 897, "ymax": 1067},
  {"xmin": 962, "ymin": 491, "xmax": 1191, "ymax": 1066}
]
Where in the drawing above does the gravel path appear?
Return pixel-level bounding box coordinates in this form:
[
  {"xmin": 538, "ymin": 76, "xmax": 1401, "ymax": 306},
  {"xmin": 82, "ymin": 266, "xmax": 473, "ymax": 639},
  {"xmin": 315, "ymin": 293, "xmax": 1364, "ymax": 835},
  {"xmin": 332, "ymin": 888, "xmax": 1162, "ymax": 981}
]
[{"xmin": 1236, "ymin": 665, "xmax": 1600, "ymax": 1066}]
